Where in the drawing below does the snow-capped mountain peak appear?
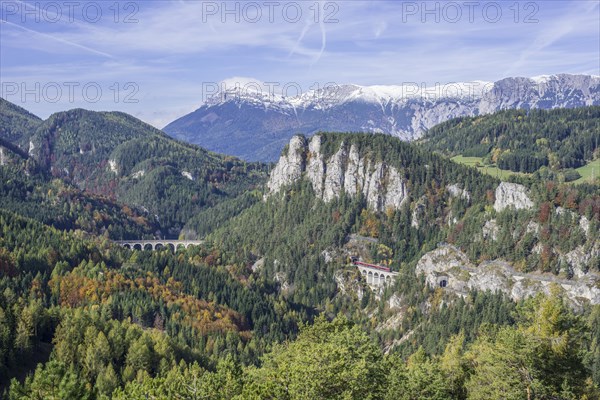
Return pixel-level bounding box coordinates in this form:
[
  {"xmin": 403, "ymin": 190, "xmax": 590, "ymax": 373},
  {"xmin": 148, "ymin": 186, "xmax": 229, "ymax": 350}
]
[
  {"xmin": 166, "ymin": 73, "xmax": 600, "ymax": 161},
  {"xmin": 205, "ymin": 79, "xmax": 498, "ymax": 110}
]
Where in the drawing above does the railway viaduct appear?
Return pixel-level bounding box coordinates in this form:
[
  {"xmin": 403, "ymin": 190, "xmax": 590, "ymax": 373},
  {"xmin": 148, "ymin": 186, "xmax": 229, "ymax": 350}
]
[
  {"xmin": 354, "ymin": 261, "xmax": 398, "ymax": 287},
  {"xmin": 114, "ymin": 240, "xmax": 203, "ymax": 251}
]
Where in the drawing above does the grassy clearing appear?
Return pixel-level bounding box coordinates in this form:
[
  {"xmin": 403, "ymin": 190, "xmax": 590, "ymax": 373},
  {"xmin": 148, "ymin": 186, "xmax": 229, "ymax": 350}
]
[
  {"xmin": 450, "ymin": 156, "xmax": 526, "ymax": 180},
  {"xmin": 574, "ymin": 159, "xmax": 600, "ymax": 184},
  {"xmin": 452, "ymin": 155, "xmax": 599, "ymax": 185}
]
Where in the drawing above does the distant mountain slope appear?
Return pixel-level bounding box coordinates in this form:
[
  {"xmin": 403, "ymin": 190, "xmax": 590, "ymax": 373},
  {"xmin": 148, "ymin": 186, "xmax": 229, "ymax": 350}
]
[
  {"xmin": 0, "ymin": 136, "xmax": 28, "ymax": 162},
  {"xmin": 1, "ymin": 100, "xmax": 268, "ymax": 236},
  {"xmin": 164, "ymin": 74, "xmax": 600, "ymax": 161},
  {"xmin": 419, "ymin": 106, "xmax": 600, "ymax": 180},
  {"xmin": 0, "ymin": 143, "xmax": 156, "ymax": 238},
  {"xmin": 0, "ymin": 97, "xmax": 43, "ymax": 148}
]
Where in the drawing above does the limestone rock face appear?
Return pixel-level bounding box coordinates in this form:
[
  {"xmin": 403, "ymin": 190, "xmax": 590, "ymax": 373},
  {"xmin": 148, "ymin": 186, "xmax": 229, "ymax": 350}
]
[
  {"xmin": 273, "ymin": 270, "xmax": 290, "ymax": 292},
  {"xmin": 580, "ymin": 215, "xmax": 591, "ymax": 237},
  {"xmin": 564, "ymin": 246, "xmax": 592, "ymax": 279},
  {"xmin": 344, "ymin": 144, "xmax": 362, "ymax": 196},
  {"xmin": 266, "ymin": 135, "xmax": 409, "ymax": 212},
  {"xmin": 334, "ymin": 269, "xmax": 364, "ymax": 301},
  {"xmin": 266, "ymin": 135, "xmax": 306, "ymax": 194},
  {"xmin": 387, "ymin": 293, "xmax": 402, "ymax": 309},
  {"xmin": 251, "ymin": 258, "xmax": 265, "ymax": 272},
  {"xmin": 28, "ymin": 140, "xmax": 36, "ymax": 158},
  {"xmin": 415, "ymin": 245, "xmax": 473, "ymax": 293},
  {"xmin": 469, "ymin": 261, "xmax": 514, "ymax": 294},
  {"xmin": 306, "ymin": 135, "xmax": 325, "ymax": 197},
  {"xmin": 362, "ymin": 162, "xmax": 380, "ymax": 210},
  {"xmin": 415, "ymin": 244, "xmax": 600, "ymax": 308},
  {"xmin": 384, "ymin": 167, "xmax": 409, "ymax": 210},
  {"xmin": 447, "ymin": 183, "xmax": 471, "ymax": 202},
  {"xmin": 323, "ymin": 145, "xmax": 348, "ymax": 202},
  {"xmin": 555, "ymin": 207, "xmax": 592, "ymax": 238},
  {"xmin": 411, "ymin": 200, "xmax": 426, "ymax": 229},
  {"xmin": 494, "ymin": 182, "xmax": 534, "ymax": 212},
  {"xmin": 482, "ymin": 219, "xmax": 499, "ymax": 241},
  {"xmin": 526, "ymin": 221, "xmax": 540, "ymax": 235},
  {"xmin": 108, "ymin": 159, "xmax": 118, "ymax": 175}
]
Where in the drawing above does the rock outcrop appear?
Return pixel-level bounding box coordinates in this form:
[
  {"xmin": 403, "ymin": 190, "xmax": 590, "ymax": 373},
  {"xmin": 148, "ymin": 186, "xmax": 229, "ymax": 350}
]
[
  {"xmin": 447, "ymin": 183, "xmax": 471, "ymax": 202},
  {"xmin": 580, "ymin": 216, "xmax": 591, "ymax": 237},
  {"xmin": 334, "ymin": 269, "xmax": 365, "ymax": 302},
  {"xmin": 266, "ymin": 135, "xmax": 307, "ymax": 194},
  {"xmin": 266, "ymin": 135, "xmax": 409, "ymax": 212},
  {"xmin": 415, "ymin": 244, "xmax": 600, "ymax": 308},
  {"xmin": 563, "ymin": 246, "xmax": 593, "ymax": 279},
  {"xmin": 306, "ymin": 135, "xmax": 325, "ymax": 197},
  {"xmin": 411, "ymin": 199, "xmax": 426, "ymax": 229},
  {"xmin": 482, "ymin": 219, "xmax": 499, "ymax": 241},
  {"xmin": 28, "ymin": 140, "xmax": 36, "ymax": 158},
  {"xmin": 322, "ymin": 145, "xmax": 347, "ymax": 202},
  {"xmin": 108, "ymin": 159, "xmax": 118, "ymax": 175},
  {"xmin": 493, "ymin": 182, "xmax": 534, "ymax": 212}
]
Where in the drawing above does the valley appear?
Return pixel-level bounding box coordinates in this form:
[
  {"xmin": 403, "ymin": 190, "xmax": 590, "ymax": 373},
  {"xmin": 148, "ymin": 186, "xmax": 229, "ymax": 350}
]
[
  {"xmin": 0, "ymin": 98, "xmax": 599, "ymax": 399},
  {"xmin": 3, "ymin": 1, "xmax": 599, "ymax": 397}
]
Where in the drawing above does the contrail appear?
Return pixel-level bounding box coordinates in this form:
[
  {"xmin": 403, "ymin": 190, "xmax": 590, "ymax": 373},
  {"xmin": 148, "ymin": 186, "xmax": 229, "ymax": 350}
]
[
  {"xmin": 313, "ymin": 10, "xmax": 327, "ymax": 66},
  {"xmin": 289, "ymin": 21, "xmax": 312, "ymax": 58},
  {"xmin": 1, "ymin": 20, "xmax": 114, "ymax": 59},
  {"xmin": 288, "ymin": 1, "xmax": 327, "ymax": 64}
]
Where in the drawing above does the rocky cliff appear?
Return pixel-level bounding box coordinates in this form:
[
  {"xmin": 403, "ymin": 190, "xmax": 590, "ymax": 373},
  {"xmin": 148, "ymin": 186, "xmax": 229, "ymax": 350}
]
[
  {"xmin": 266, "ymin": 135, "xmax": 409, "ymax": 212},
  {"xmin": 493, "ymin": 182, "xmax": 534, "ymax": 211},
  {"xmin": 415, "ymin": 244, "xmax": 600, "ymax": 308}
]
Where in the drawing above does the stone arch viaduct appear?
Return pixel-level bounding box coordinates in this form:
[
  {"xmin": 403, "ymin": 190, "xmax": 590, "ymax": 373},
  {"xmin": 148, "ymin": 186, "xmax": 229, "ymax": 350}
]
[
  {"xmin": 353, "ymin": 260, "xmax": 398, "ymax": 287},
  {"xmin": 114, "ymin": 240, "xmax": 203, "ymax": 251}
]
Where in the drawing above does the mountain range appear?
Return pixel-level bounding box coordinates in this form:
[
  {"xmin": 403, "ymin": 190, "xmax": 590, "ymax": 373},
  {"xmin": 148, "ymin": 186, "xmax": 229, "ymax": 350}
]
[{"xmin": 164, "ymin": 74, "xmax": 600, "ymax": 161}]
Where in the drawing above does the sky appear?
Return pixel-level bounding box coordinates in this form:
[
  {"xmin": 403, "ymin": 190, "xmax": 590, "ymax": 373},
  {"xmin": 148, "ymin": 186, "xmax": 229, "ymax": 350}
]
[{"xmin": 1, "ymin": 0, "xmax": 599, "ymax": 128}]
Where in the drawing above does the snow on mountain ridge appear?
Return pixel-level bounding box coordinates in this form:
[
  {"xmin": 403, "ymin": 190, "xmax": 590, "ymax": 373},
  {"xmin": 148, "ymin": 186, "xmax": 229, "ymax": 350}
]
[
  {"xmin": 207, "ymin": 74, "xmax": 600, "ymax": 110},
  {"xmin": 165, "ymin": 73, "xmax": 600, "ymax": 161},
  {"xmin": 531, "ymin": 73, "xmax": 600, "ymax": 84},
  {"xmin": 206, "ymin": 80, "xmax": 496, "ymax": 110}
]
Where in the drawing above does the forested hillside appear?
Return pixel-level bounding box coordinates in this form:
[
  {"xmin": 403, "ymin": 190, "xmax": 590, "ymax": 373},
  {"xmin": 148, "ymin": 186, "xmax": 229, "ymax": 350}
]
[
  {"xmin": 193, "ymin": 132, "xmax": 598, "ymax": 360},
  {"xmin": 2, "ymin": 206, "xmax": 599, "ymax": 399},
  {"xmin": 0, "ymin": 160, "xmax": 155, "ymax": 239},
  {"xmin": 0, "ymin": 100, "xmax": 268, "ymax": 236},
  {"xmin": 0, "ymin": 129, "xmax": 153, "ymax": 239},
  {"xmin": 420, "ymin": 106, "xmax": 600, "ymax": 181},
  {"xmin": 206, "ymin": 132, "xmax": 597, "ymax": 285},
  {"xmin": 0, "ymin": 98, "xmax": 42, "ymax": 148},
  {"xmin": 1, "ymin": 101, "xmax": 600, "ymax": 399},
  {"xmin": 0, "ymin": 208, "xmax": 309, "ymax": 396},
  {"xmin": 32, "ymin": 108, "xmax": 269, "ymax": 234},
  {"xmin": 200, "ymin": 132, "xmax": 499, "ymax": 305}
]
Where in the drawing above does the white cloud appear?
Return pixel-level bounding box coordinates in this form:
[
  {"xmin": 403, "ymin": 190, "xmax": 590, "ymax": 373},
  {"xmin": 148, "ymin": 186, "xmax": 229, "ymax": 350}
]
[{"xmin": 1, "ymin": 0, "xmax": 597, "ymax": 128}]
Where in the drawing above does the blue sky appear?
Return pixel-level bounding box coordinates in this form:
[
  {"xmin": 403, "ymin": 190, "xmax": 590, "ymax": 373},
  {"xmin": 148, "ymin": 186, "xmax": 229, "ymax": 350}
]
[{"xmin": 1, "ymin": 0, "xmax": 599, "ymax": 127}]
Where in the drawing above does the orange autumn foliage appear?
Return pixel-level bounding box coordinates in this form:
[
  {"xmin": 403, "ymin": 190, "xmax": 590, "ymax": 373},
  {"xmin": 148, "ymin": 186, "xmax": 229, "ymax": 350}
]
[{"xmin": 50, "ymin": 269, "xmax": 246, "ymax": 335}]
